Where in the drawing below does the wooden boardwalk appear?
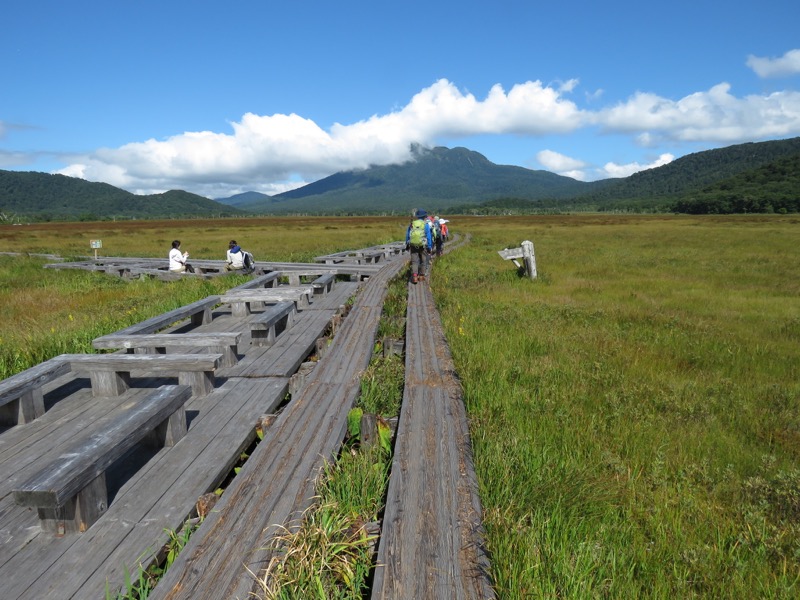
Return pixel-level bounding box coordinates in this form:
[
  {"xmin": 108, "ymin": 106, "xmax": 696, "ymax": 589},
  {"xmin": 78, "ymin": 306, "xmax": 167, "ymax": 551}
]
[
  {"xmin": 149, "ymin": 248, "xmax": 408, "ymax": 599},
  {"xmin": 372, "ymin": 233, "xmax": 494, "ymax": 598},
  {"xmin": 1, "ymin": 235, "xmax": 495, "ymax": 598},
  {"xmin": 0, "ymin": 268, "xmax": 361, "ymax": 598}
]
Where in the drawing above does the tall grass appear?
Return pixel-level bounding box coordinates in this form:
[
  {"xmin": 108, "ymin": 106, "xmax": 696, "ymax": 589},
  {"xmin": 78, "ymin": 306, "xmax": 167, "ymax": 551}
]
[
  {"xmin": 433, "ymin": 215, "xmax": 800, "ymax": 598},
  {"xmin": 253, "ymin": 272, "xmax": 406, "ymax": 598},
  {"xmin": 0, "ymin": 217, "xmax": 410, "ymax": 378},
  {"xmin": 0, "ymin": 255, "xmax": 254, "ymax": 378},
  {"xmin": 6, "ymin": 214, "xmax": 799, "ymax": 596}
]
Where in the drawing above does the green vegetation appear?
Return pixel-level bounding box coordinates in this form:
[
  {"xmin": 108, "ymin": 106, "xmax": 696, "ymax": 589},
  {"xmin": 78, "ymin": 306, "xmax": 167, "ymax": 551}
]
[
  {"xmin": 4, "ymin": 215, "xmax": 800, "ymax": 598},
  {"xmin": 108, "ymin": 518, "xmax": 201, "ymax": 600},
  {"xmin": 672, "ymin": 153, "xmax": 800, "ymax": 214},
  {"xmin": 0, "ymin": 255, "xmax": 252, "ymax": 378},
  {"xmin": 0, "ymin": 169, "xmax": 243, "ymax": 221},
  {"xmin": 253, "ymin": 273, "xmax": 407, "ymax": 599},
  {"xmin": 432, "ymin": 214, "xmax": 800, "ymax": 597}
]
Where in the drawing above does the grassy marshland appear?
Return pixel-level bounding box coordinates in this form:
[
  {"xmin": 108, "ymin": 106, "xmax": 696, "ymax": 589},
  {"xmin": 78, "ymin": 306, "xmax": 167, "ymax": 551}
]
[{"xmin": 3, "ymin": 214, "xmax": 799, "ymax": 598}]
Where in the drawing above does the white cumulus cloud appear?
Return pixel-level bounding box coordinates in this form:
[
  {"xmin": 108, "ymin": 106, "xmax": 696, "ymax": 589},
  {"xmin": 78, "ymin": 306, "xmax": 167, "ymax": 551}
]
[
  {"xmin": 596, "ymin": 83, "xmax": 800, "ymax": 142},
  {"xmin": 601, "ymin": 153, "xmax": 675, "ymax": 178},
  {"xmin": 47, "ymin": 75, "xmax": 800, "ymax": 196},
  {"xmin": 746, "ymin": 49, "xmax": 800, "ymax": 78},
  {"xmin": 536, "ymin": 149, "xmax": 587, "ymax": 172},
  {"xmin": 56, "ymin": 79, "xmax": 587, "ymax": 196}
]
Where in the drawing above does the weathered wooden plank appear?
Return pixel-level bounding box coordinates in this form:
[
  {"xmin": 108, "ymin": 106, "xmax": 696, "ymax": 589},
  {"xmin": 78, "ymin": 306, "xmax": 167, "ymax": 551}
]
[
  {"xmin": 14, "ymin": 385, "xmax": 191, "ymax": 529},
  {"xmin": 230, "ymin": 309, "xmax": 335, "ymax": 378},
  {"xmin": 93, "ymin": 332, "xmax": 242, "ymax": 368},
  {"xmin": 303, "ymin": 280, "xmax": 359, "ymax": 312},
  {"xmin": 0, "ymin": 359, "xmax": 72, "ymax": 425},
  {"xmin": 249, "ymin": 302, "xmax": 296, "ymax": 347},
  {"xmin": 6, "ymin": 376, "xmax": 290, "ymax": 599},
  {"xmin": 96, "ymin": 296, "xmax": 221, "ymax": 338},
  {"xmin": 146, "ymin": 254, "xmax": 407, "ymax": 599},
  {"xmin": 0, "ymin": 388, "xmax": 130, "ymax": 496},
  {"xmin": 310, "ymin": 272, "xmax": 336, "ymax": 295},
  {"xmin": 371, "ymin": 267, "xmax": 494, "ymax": 599},
  {"xmin": 221, "ymin": 286, "xmax": 313, "ymax": 317},
  {"xmin": 63, "ymin": 353, "xmax": 221, "ymax": 398}
]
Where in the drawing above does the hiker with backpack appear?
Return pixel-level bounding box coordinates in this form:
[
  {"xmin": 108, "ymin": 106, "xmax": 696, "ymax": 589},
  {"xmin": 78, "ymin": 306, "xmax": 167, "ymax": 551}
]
[
  {"xmin": 433, "ymin": 215, "xmax": 444, "ymax": 257},
  {"xmin": 225, "ymin": 240, "xmax": 255, "ymax": 273},
  {"xmin": 405, "ymin": 209, "xmax": 433, "ymax": 284}
]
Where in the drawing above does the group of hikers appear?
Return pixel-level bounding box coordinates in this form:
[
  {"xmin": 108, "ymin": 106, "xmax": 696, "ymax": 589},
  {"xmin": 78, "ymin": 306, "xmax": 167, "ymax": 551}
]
[
  {"xmin": 168, "ymin": 239, "xmax": 255, "ymax": 274},
  {"xmin": 169, "ymin": 211, "xmax": 450, "ymax": 284},
  {"xmin": 405, "ymin": 209, "xmax": 449, "ymax": 284}
]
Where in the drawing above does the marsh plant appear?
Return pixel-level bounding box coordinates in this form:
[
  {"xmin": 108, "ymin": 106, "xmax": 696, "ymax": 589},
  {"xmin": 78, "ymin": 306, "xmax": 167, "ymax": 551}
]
[
  {"xmin": 432, "ymin": 215, "xmax": 800, "ymax": 598},
  {"xmin": 5, "ymin": 214, "xmax": 799, "ymax": 598}
]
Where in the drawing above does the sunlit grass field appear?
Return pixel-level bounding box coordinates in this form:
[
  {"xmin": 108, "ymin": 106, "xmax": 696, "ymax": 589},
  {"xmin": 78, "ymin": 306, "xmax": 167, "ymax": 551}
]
[
  {"xmin": 0, "ymin": 216, "xmax": 403, "ymax": 377},
  {"xmin": 432, "ymin": 214, "xmax": 800, "ymax": 598},
  {"xmin": 2, "ymin": 214, "xmax": 799, "ymax": 597}
]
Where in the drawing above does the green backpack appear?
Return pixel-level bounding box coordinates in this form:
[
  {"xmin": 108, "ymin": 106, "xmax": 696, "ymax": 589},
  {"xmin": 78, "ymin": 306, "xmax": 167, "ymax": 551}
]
[{"xmin": 409, "ymin": 219, "xmax": 426, "ymax": 247}]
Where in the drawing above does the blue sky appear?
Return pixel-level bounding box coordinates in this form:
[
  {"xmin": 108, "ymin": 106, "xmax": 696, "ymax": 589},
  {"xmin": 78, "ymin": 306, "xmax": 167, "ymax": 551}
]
[{"xmin": 2, "ymin": 0, "xmax": 799, "ymax": 199}]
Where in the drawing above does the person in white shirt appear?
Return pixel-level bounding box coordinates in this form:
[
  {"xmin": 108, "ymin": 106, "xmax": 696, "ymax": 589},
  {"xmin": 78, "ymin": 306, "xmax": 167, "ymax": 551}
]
[
  {"xmin": 169, "ymin": 240, "xmax": 194, "ymax": 273},
  {"xmin": 225, "ymin": 240, "xmax": 245, "ymax": 271}
]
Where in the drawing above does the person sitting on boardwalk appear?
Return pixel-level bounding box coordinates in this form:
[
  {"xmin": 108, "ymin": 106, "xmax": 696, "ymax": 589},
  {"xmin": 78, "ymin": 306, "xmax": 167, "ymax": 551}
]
[
  {"xmin": 225, "ymin": 240, "xmax": 245, "ymax": 271},
  {"xmin": 405, "ymin": 209, "xmax": 433, "ymax": 284},
  {"xmin": 169, "ymin": 240, "xmax": 194, "ymax": 273}
]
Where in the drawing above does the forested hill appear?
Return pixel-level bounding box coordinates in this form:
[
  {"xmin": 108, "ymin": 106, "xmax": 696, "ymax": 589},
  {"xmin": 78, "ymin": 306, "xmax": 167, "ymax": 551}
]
[
  {"xmin": 568, "ymin": 137, "xmax": 800, "ymax": 211},
  {"xmin": 230, "ymin": 145, "xmax": 590, "ymax": 214},
  {"xmin": 0, "ymin": 170, "xmax": 243, "ymax": 221},
  {"xmin": 670, "ymin": 152, "xmax": 800, "ymax": 214},
  {"xmin": 2, "ymin": 137, "xmax": 800, "ymax": 220}
]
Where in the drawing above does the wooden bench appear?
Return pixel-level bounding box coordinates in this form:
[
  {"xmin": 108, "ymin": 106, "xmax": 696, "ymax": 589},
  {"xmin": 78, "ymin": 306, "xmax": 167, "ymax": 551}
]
[
  {"xmin": 250, "ymin": 302, "xmax": 296, "ymax": 347},
  {"xmin": 62, "ymin": 353, "xmax": 222, "ymax": 398},
  {"xmin": 99, "ymin": 296, "xmax": 221, "ymax": 338},
  {"xmin": 92, "ymin": 332, "xmax": 242, "ymax": 368},
  {"xmin": 13, "ymin": 384, "xmax": 192, "ymax": 535},
  {"xmin": 310, "ymin": 272, "xmax": 336, "ymax": 296},
  {"xmin": 233, "ymin": 271, "xmax": 281, "ymax": 290},
  {"xmin": 220, "ymin": 286, "xmax": 314, "ymax": 317},
  {"xmin": 0, "ymin": 359, "xmax": 72, "ymax": 425},
  {"xmin": 314, "ymin": 250, "xmax": 384, "ymax": 265}
]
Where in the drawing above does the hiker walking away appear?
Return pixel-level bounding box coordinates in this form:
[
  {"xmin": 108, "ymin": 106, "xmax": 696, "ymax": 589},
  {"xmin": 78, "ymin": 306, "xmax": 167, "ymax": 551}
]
[
  {"xmin": 405, "ymin": 209, "xmax": 433, "ymax": 284},
  {"xmin": 169, "ymin": 240, "xmax": 194, "ymax": 273},
  {"xmin": 433, "ymin": 215, "xmax": 444, "ymax": 257},
  {"xmin": 439, "ymin": 218, "xmax": 449, "ymax": 242}
]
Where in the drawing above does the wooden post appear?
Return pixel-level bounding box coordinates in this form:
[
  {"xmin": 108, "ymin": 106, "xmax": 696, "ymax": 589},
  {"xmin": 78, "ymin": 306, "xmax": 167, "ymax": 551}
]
[
  {"xmin": 497, "ymin": 241, "xmax": 537, "ymax": 279},
  {"xmin": 521, "ymin": 240, "xmax": 537, "ymax": 279}
]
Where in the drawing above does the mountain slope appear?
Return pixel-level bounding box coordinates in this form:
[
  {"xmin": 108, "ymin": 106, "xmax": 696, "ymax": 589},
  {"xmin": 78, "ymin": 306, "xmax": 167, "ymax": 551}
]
[
  {"xmin": 237, "ymin": 146, "xmax": 590, "ymax": 214},
  {"xmin": 0, "ymin": 170, "xmax": 244, "ymax": 219},
  {"xmin": 575, "ymin": 137, "xmax": 800, "ymax": 206},
  {"xmin": 215, "ymin": 191, "xmax": 271, "ymax": 207},
  {"xmin": 670, "ymin": 152, "xmax": 800, "ymax": 214},
  {"xmin": 3, "ymin": 137, "xmax": 799, "ymax": 219}
]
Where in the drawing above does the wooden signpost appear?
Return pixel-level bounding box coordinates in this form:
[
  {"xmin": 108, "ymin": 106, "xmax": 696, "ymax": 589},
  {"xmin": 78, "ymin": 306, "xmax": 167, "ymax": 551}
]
[
  {"xmin": 498, "ymin": 239, "xmax": 537, "ymax": 279},
  {"xmin": 90, "ymin": 239, "xmax": 102, "ymax": 260}
]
